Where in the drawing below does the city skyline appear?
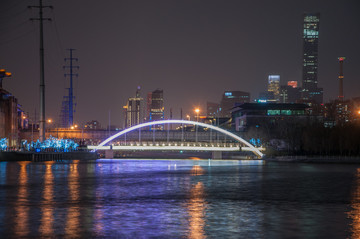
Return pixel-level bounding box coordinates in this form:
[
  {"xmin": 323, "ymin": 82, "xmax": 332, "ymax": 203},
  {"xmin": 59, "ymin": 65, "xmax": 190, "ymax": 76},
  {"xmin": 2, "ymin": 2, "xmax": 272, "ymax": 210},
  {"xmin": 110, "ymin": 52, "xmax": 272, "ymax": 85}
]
[{"xmin": 1, "ymin": 0, "xmax": 359, "ymax": 127}]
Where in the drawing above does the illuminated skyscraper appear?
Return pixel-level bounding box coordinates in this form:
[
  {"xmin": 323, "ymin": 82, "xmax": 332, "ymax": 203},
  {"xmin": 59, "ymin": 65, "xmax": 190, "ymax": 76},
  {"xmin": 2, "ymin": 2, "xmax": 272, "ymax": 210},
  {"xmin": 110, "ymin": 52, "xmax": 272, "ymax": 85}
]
[
  {"xmin": 302, "ymin": 13, "xmax": 323, "ymax": 103},
  {"xmin": 267, "ymin": 75, "xmax": 280, "ymax": 102},
  {"xmin": 338, "ymin": 57, "xmax": 345, "ymax": 101},
  {"xmin": 124, "ymin": 87, "xmax": 144, "ymax": 128},
  {"xmin": 149, "ymin": 89, "xmax": 164, "ymax": 122}
]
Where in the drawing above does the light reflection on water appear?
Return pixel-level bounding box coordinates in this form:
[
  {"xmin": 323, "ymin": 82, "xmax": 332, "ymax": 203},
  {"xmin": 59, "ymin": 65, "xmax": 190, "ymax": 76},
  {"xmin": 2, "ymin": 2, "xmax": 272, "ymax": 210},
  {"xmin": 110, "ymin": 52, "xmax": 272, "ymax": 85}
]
[
  {"xmin": 65, "ymin": 160, "xmax": 81, "ymax": 238},
  {"xmin": 15, "ymin": 161, "xmax": 30, "ymax": 237},
  {"xmin": 349, "ymin": 168, "xmax": 360, "ymax": 238},
  {"xmin": 40, "ymin": 161, "xmax": 54, "ymax": 237},
  {"xmin": 0, "ymin": 159, "xmax": 359, "ymax": 238}
]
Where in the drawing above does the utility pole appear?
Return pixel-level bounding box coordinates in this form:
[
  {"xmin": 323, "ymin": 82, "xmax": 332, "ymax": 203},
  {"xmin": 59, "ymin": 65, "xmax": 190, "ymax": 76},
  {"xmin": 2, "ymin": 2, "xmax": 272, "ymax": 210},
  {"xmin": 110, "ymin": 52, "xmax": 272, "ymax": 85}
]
[
  {"xmin": 29, "ymin": 0, "xmax": 52, "ymax": 142},
  {"xmin": 64, "ymin": 49, "xmax": 79, "ymax": 127}
]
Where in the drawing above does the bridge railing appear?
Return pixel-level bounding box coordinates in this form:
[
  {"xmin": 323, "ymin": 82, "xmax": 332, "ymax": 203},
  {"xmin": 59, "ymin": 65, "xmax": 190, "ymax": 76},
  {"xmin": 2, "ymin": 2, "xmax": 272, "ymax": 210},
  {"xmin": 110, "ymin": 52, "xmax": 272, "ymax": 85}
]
[{"xmin": 105, "ymin": 141, "xmax": 242, "ymax": 148}]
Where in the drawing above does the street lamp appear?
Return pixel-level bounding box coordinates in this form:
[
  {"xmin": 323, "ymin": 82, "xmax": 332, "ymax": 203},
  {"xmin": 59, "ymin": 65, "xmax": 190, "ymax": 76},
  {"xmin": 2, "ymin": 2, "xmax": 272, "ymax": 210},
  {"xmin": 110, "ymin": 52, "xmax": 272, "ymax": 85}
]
[
  {"xmin": 186, "ymin": 114, "xmax": 190, "ymax": 121},
  {"xmin": 0, "ymin": 69, "xmax": 11, "ymax": 88},
  {"xmin": 195, "ymin": 108, "xmax": 200, "ymax": 122}
]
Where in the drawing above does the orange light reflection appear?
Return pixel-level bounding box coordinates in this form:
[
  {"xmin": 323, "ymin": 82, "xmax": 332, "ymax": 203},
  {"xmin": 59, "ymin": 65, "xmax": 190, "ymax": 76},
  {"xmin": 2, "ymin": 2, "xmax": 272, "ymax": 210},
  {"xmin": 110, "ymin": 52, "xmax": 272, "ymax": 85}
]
[
  {"xmin": 39, "ymin": 161, "xmax": 54, "ymax": 236},
  {"xmin": 187, "ymin": 165, "xmax": 207, "ymax": 238},
  {"xmin": 15, "ymin": 161, "xmax": 30, "ymax": 237},
  {"xmin": 349, "ymin": 168, "xmax": 360, "ymax": 238},
  {"xmin": 65, "ymin": 160, "xmax": 81, "ymax": 237},
  {"xmin": 188, "ymin": 181, "xmax": 207, "ymax": 239}
]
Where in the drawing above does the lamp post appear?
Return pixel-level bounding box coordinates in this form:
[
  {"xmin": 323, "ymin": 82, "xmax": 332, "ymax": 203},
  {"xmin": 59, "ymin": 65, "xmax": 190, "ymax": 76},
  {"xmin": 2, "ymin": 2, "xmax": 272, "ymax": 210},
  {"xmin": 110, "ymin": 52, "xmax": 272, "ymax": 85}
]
[
  {"xmin": 0, "ymin": 69, "xmax": 11, "ymax": 88},
  {"xmin": 195, "ymin": 108, "xmax": 200, "ymax": 122}
]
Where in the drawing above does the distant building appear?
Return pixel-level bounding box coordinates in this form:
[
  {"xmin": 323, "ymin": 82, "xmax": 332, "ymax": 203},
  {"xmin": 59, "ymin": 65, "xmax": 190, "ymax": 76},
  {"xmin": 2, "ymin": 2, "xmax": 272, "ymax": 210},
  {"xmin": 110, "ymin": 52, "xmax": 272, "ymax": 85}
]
[
  {"xmin": 322, "ymin": 100, "xmax": 351, "ymax": 126},
  {"xmin": 0, "ymin": 87, "xmax": 21, "ymax": 147},
  {"xmin": 219, "ymin": 91, "xmax": 250, "ymax": 117},
  {"xmin": 206, "ymin": 102, "xmax": 220, "ymax": 117},
  {"xmin": 279, "ymin": 85, "xmax": 301, "ymax": 103},
  {"xmin": 84, "ymin": 120, "xmax": 102, "ymax": 130},
  {"xmin": 267, "ymin": 75, "xmax": 280, "ymax": 102},
  {"xmin": 124, "ymin": 87, "xmax": 144, "ymax": 128},
  {"xmin": 258, "ymin": 91, "xmax": 274, "ymax": 102},
  {"xmin": 146, "ymin": 92, "xmax": 152, "ymax": 121},
  {"xmin": 302, "ymin": 13, "xmax": 323, "ymax": 103},
  {"xmin": 287, "ymin": 81, "xmax": 298, "ymax": 88},
  {"xmin": 232, "ymin": 103, "xmax": 310, "ymax": 132},
  {"xmin": 149, "ymin": 89, "xmax": 164, "ymax": 123}
]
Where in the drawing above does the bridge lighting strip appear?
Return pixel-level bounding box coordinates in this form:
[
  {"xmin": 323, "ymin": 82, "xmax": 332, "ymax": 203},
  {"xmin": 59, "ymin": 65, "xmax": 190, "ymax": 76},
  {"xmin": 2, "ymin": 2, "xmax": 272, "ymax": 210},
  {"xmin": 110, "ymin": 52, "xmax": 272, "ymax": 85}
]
[
  {"xmin": 88, "ymin": 145, "xmax": 240, "ymax": 151},
  {"xmin": 88, "ymin": 145, "xmax": 265, "ymax": 152},
  {"xmin": 92, "ymin": 119, "xmax": 264, "ymax": 158}
]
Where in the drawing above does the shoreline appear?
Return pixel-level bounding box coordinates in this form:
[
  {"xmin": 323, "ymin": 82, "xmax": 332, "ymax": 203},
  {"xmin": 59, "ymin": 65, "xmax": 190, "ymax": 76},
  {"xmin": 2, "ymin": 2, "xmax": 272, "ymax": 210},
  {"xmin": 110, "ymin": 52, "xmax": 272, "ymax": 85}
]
[
  {"xmin": 0, "ymin": 151, "xmax": 97, "ymax": 162},
  {"xmin": 265, "ymin": 155, "xmax": 360, "ymax": 164}
]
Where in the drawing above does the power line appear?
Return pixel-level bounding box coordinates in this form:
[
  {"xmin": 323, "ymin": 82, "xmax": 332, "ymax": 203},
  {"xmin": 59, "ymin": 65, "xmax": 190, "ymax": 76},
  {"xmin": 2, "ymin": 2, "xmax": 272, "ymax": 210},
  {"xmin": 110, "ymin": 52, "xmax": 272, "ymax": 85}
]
[{"xmin": 0, "ymin": 28, "xmax": 36, "ymax": 46}]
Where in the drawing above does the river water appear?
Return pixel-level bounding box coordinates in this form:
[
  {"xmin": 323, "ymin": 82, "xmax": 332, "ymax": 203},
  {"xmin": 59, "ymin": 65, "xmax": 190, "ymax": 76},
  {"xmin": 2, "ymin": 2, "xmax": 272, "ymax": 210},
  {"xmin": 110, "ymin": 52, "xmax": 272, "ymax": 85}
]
[{"xmin": 0, "ymin": 159, "xmax": 359, "ymax": 238}]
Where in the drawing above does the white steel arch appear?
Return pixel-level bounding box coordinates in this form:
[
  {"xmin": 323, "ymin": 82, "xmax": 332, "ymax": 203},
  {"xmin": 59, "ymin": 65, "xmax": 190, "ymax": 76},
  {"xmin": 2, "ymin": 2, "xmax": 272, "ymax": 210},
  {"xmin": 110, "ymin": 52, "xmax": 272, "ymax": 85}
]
[{"xmin": 93, "ymin": 120, "xmax": 264, "ymax": 158}]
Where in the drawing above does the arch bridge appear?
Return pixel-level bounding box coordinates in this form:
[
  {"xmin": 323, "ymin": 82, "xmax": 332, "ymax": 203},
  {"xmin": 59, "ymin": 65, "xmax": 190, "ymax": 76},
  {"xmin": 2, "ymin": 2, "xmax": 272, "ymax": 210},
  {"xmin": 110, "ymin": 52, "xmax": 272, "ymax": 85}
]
[{"xmin": 88, "ymin": 120, "xmax": 264, "ymax": 158}]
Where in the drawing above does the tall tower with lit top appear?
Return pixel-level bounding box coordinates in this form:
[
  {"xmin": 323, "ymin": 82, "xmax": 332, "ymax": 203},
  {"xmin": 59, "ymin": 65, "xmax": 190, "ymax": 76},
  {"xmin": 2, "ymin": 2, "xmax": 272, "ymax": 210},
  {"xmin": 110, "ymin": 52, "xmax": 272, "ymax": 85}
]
[
  {"xmin": 338, "ymin": 57, "xmax": 345, "ymax": 101},
  {"xmin": 302, "ymin": 13, "xmax": 323, "ymax": 103}
]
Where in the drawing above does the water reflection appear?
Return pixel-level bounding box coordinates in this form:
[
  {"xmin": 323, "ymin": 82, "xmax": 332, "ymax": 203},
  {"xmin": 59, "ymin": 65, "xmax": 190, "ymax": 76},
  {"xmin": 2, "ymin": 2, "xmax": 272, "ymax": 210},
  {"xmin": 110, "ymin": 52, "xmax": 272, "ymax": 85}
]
[
  {"xmin": 349, "ymin": 168, "xmax": 360, "ymax": 238},
  {"xmin": 0, "ymin": 160, "xmax": 357, "ymax": 238},
  {"xmin": 188, "ymin": 165, "xmax": 207, "ymax": 239},
  {"xmin": 190, "ymin": 165, "xmax": 205, "ymax": 176},
  {"xmin": 65, "ymin": 160, "xmax": 81, "ymax": 237},
  {"xmin": 15, "ymin": 161, "xmax": 30, "ymax": 237},
  {"xmin": 39, "ymin": 161, "xmax": 54, "ymax": 236}
]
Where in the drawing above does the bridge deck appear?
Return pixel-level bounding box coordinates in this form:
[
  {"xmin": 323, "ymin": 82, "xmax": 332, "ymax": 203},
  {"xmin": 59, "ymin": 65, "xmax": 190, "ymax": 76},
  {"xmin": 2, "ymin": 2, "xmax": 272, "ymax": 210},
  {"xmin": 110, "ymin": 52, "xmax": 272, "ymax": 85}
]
[{"xmin": 88, "ymin": 142, "xmax": 265, "ymax": 152}]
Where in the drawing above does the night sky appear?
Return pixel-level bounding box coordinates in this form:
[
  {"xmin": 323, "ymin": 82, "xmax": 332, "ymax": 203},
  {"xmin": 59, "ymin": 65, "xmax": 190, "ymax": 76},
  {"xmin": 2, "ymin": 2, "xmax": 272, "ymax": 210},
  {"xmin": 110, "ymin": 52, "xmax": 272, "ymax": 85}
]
[{"xmin": 1, "ymin": 0, "xmax": 359, "ymax": 128}]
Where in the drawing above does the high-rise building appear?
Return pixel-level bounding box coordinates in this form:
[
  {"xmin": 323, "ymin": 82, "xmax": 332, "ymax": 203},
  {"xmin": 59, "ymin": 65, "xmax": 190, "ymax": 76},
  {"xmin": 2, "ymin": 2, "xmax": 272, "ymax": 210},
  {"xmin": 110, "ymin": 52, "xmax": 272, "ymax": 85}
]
[
  {"xmin": 302, "ymin": 13, "xmax": 323, "ymax": 103},
  {"xmin": 149, "ymin": 89, "xmax": 164, "ymax": 122},
  {"xmin": 279, "ymin": 85, "xmax": 301, "ymax": 103},
  {"xmin": 267, "ymin": 75, "xmax": 280, "ymax": 102},
  {"xmin": 206, "ymin": 102, "xmax": 220, "ymax": 117},
  {"xmin": 338, "ymin": 57, "xmax": 345, "ymax": 101},
  {"xmin": 219, "ymin": 91, "xmax": 250, "ymax": 117},
  {"xmin": 146, "ymin": 92, "xmax": 152, "ymax": 121},
  {"xmin": 124, "ymin": 87, "xmax": 144, "ymax": 128}
]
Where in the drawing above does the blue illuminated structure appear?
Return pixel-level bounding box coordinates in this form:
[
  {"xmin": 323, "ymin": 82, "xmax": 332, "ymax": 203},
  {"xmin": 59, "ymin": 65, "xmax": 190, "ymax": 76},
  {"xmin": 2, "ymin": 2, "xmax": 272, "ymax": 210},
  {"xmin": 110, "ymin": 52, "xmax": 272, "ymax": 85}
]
[
  {"xmin": 21, "ymin": 136, "xmax": 78, "ymax": 152},
  {"xmin": 0, "ymin": 138, "xmax": 8, "ymax": 151}
]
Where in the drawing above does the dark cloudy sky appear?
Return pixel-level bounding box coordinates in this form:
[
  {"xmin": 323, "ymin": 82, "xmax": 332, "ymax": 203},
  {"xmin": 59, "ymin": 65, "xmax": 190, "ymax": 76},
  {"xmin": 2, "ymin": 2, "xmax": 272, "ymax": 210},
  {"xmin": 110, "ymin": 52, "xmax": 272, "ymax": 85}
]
[{"xmin": 1, "ymin": 0, "xmax": 359, "ymax": 127}]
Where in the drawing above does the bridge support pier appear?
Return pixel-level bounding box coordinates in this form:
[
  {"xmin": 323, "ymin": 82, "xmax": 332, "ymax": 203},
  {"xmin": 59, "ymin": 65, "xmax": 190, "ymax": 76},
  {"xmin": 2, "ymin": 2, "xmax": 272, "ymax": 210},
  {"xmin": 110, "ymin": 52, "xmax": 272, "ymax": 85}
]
[
  {"xmin": 212, "ymin": 151, "xmax": 222, "ymax": 160},
  {"xmin": 105, "ymin": 150, "xmax": 114, "ymax": 159}
]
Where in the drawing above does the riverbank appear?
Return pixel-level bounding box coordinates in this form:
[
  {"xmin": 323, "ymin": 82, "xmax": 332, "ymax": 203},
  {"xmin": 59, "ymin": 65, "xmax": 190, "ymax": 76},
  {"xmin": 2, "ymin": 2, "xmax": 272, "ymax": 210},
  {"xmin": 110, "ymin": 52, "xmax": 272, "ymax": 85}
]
[
  {"xmin": 265, "ymin": 155, "xmax": 360, "ymax": 164},
  {"xmin": 0, "ymin": 151, "xmax": 98, "ymax": 162}
]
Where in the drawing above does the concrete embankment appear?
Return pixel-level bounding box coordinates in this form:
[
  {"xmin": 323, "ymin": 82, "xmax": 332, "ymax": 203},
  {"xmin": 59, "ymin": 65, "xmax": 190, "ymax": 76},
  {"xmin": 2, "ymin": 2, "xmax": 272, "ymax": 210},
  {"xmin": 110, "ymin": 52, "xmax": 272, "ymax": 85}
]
[
  {"xmin": 0, "ymin": 151, "xmax": 98, "ymax": 162},
  {"xmin": 265, "ymin": 156, "xmax": 360, "ymax": 164}
]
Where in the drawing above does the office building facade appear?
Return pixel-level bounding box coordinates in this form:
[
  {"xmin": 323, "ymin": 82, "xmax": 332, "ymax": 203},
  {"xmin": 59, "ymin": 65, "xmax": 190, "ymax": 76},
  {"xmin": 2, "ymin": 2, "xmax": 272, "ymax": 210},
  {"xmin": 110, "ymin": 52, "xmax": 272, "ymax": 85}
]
[
  {"xmin": 267, "ymin": 75, "xmax": 280, "ymax": 102},
  {"xmin": 124, "ymin": 87, "xmax": 144, "ymax": 128},
  {"xmin": 302, "ymin": 13, "xmax": 323, "ymax": 103},
  {"xmin": 149, "ymin": 89, "xmax": 164, "ymax": 122},
  {"xmin": 219, "ymin": 91, "xmax": 250, "ymax": 117}
]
